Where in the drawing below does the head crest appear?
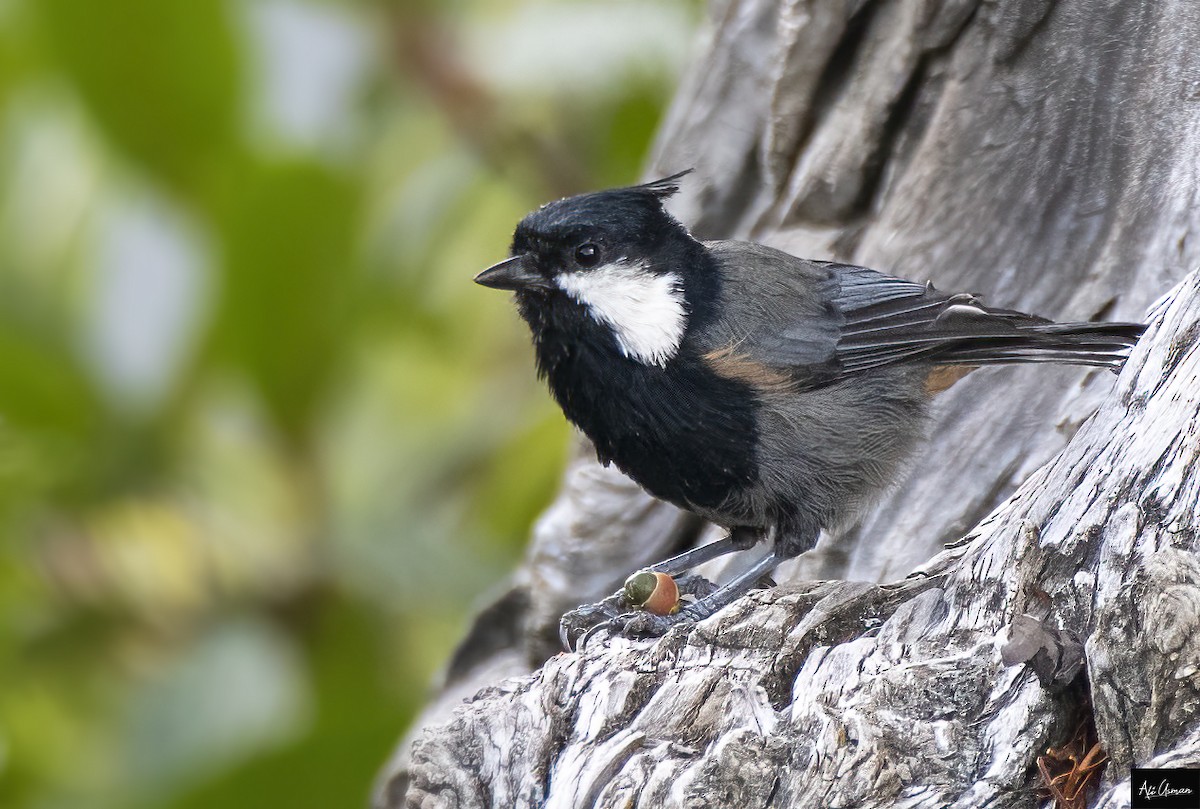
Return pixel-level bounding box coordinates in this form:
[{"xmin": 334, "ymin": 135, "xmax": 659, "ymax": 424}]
[{"xmin": 632, "ymin": 169, "xmax": 692, "ymax": 200}]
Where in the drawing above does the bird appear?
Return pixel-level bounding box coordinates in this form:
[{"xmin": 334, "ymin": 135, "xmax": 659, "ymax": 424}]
[{"xmin": 474, "ymin": 171, "xmax": 1145, "ymax": 647}]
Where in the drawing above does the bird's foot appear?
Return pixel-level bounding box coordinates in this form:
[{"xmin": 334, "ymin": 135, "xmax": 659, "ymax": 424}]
[
  {"xmin": 559, "ymin": 572, "xmax": 718, "ymax": 650},
  {"xmin": 599, "ymin": 600, "xmax": 713, "ymax": 638}
]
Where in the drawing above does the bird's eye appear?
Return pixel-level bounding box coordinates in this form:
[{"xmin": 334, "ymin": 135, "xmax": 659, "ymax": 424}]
[{"xmin": 574, "ymin": 243, "xmax": 601, "ymax": 268}]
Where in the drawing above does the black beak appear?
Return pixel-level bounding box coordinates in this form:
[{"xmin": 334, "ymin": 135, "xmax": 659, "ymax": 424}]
[{"xmin": 474, "ymin": 255, "xmax": 549, "ymax": 291}]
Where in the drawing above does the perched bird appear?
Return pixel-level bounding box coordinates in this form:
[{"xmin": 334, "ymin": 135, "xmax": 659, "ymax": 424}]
[{"xmin": 475, "ymin": 172, "xmax": 1144, "ymax": 645}]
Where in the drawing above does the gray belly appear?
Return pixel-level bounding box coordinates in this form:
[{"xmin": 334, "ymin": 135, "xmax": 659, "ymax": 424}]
[{"xmin": 739, "ymin": 369, "xmax": 930, "ymax": 534}]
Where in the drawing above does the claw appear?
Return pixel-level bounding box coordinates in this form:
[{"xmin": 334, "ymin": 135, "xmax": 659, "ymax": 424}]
[
  {"xmin": 560, "ymin": 597, "xmax": 705, "ymax": 650},
  {"xmin": 674, "ymin": 572, "xmax": 718, "ymax": 599},
  {"xmin": 573, "ymin": 619, "xmax": 618, "ymax": 652},
  {"xmin": 610, "ymin": 609, "xmax": 696, "ymax": 637},
  {"xmin": 559, "ymin": 571, "xmax": 731, "ymax": 650},
  {"xmin": 559, "ymin": 597, "xmax": 625, "ymax": 650}
]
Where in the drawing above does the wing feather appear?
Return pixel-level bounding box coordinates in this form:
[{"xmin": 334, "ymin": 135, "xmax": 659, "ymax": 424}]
[{"xmin": 698, "ymin": 243, "xmax": 1143, "ymax": 389}]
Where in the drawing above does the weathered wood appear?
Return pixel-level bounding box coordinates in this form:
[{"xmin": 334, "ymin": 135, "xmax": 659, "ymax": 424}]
[{"xmin": 378, "ymin": 0, "xmax": 1200, "ymax": 805}]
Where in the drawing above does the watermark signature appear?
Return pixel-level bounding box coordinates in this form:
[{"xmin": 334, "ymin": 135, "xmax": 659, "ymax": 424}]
[{"xmin": 1132, "ymin": 768, "xmax": 1200, "ymax": 809}]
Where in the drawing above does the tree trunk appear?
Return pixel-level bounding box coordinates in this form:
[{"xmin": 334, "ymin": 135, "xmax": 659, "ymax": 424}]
[{"xmin": 378, "ymin": 0, "xmax": 1200, "ymax": 806}]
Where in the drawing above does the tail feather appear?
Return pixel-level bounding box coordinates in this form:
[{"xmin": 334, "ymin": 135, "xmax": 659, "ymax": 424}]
[
  {"xmin": 833, "ymin": 267, "xmax": 1146, "ymax": 377},
  {"xmin": 934, "ymin": 321, "xmax": 1146, "ymax": 372}
]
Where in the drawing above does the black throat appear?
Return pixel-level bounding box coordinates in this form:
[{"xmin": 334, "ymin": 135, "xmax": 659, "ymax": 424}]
[{"xmin": 516, "ymin": 248, "xmax": 759, "ymax": 516}]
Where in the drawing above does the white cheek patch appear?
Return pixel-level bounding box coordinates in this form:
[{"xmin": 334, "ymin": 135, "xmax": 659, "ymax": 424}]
[{"xmin": 555, "ymin": 259, "xmax": 687, "ymax": 367}]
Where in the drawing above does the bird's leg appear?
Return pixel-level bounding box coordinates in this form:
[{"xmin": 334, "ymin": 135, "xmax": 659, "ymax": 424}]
[
  {"xmin": 673, "ymin": 524, "xmax": 817, "ymax": 623},
  {"xmin": 649, "ymin": 525, "xmax": 761, "ymax": 576},
  {"xmin": 606, "ymin": 524, "xmax": 818, "ymax": 637},
  {"xmin": 562, "ymin": 524, "xmax": 821, "ymax": 647},
  {"xmin": 620, "ymin": 550, "xmax": 782, "ymax": 635},
  {"xmin": 559, "ymin": 527, "xmax": 763, "ymax": 650},
  {"xmin": 643, "ymin": 552, "xmax": 782, "ymax": 628}
]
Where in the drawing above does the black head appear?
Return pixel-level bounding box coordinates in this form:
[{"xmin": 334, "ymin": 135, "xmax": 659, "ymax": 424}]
[
  {"xmin": 475, "ymin": 171, "xmax": 717, "ymax": 368},
  {"xmin": 475, "ymin": 171, "xmax": 694, "ymax": 290}
]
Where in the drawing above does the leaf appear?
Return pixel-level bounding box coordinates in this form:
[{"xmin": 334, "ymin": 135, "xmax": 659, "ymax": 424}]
[
  {"xmin": 36, "ymin": 0, "xmax": 242, "ymax": 197},
  {"xmin": 213, "ymin": 160, "xmax": 361, "ymax": 445}
]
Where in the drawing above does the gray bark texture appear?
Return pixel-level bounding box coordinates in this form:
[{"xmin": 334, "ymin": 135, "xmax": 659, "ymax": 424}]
[{"xmin": 378, "ymin": 0, "xmax": 1200, "ymax": 806}]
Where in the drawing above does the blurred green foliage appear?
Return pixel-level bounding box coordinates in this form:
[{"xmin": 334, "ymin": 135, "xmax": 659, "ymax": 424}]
[{"xmin": 0, "ymin": 0, "xmax": 698, "ymax": 806}]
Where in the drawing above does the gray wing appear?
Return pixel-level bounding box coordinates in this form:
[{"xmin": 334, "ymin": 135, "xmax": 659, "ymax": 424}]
[
  {"xmin": 698, "ymin": 241, "xmax": 1140, "ymax": 387},
  {"xmin": 695, "ymin": 241, "xmax": 844, "ymax": 372}
]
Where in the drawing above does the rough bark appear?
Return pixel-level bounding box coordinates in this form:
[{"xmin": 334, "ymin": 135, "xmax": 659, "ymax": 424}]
[{"xmin": 377, "ymin": 0, "xmax": 1200, "ymax": 806}]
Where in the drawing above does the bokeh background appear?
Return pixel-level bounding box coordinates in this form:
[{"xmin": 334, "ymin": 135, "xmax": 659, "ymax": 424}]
[{"xmin": 0, "ymin": 1, "xmax": 700, "ymax": 806}]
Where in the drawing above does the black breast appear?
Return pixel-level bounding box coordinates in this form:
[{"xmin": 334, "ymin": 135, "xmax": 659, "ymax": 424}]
[{"xmin": 525, "ymin": 300, "xmax": 760, "ymax": 515}]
